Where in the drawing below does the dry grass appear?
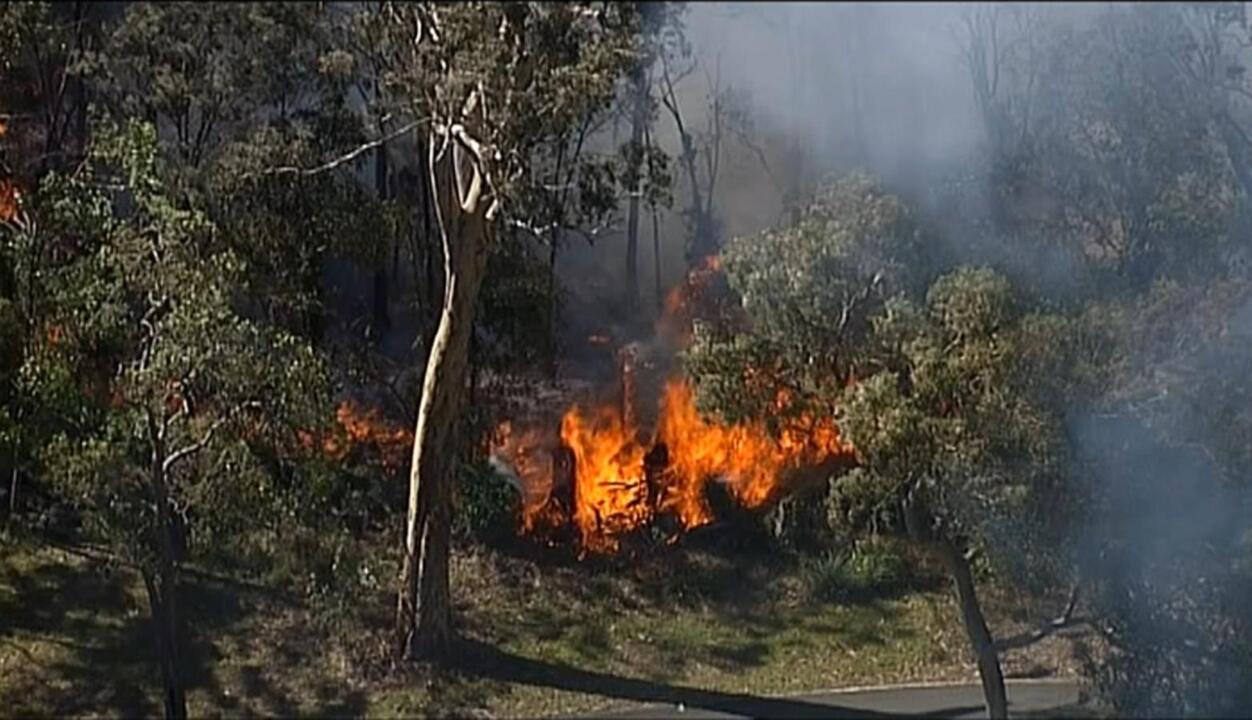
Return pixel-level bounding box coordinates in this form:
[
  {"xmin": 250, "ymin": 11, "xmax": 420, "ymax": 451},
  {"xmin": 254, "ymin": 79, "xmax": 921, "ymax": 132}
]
[{"xmin": 0, "ymin": 535, "xmax": 1094, "ymax": 718}]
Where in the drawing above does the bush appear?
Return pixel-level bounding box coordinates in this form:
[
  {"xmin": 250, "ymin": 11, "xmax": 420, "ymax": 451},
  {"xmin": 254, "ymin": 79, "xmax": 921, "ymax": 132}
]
[
  {"xmin": 453, "ymin": 460, "xmax": 521, "ymax": 544},
  {"xmin": 805, "ymin": 538, "xmax": 909, "ymax": 603},
  {"xmin": 763, "ymin": 484, "xmax": 837, "ymax": 554}
]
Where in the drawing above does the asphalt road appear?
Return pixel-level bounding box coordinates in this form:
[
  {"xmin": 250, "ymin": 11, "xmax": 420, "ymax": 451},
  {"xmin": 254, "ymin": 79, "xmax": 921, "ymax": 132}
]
[{"xmin": 576, "ymin": 678, "xmax": 1084, "ymax": 719}]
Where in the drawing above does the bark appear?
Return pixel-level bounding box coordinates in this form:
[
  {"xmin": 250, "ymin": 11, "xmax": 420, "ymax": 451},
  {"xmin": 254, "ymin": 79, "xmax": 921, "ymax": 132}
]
[
  {"xmin": 658, "ymin": 59, "xmax": 712, "ymax": 265},
  {"xmin": 142, "ymin": 569, "xmax": 187, "ymax": 720},
  {"xmin": 6, "ymin": 439, "xmax": 17, "ymax": 529},
  {"xmin": 372, "ymin": 85, "xmax": 392, "ymax": 339},
  {"xmin": 623, "ymin": 63, "xmax": 648, "ymax": 311},
  {"xmin": 903, "ymin": 491, "xmax": 1006, "ymax": 720},
  {"xmin": 651, "ymin": 202, "xmax": 663, "ymax": 316},
  {"xmin": 146, "ymin": 447, "xmax": 188, "ymax": 720},
  {"xmin": 395, "ymin": 130, "xmax": 492, "ymax": 662},
  {"xmin": 934, "ymin": 539, "xmax": 1008, "ymax": 720},
  {"xmin": 546, "ymin": 239, "xmax": 559, "ymax": 380}
]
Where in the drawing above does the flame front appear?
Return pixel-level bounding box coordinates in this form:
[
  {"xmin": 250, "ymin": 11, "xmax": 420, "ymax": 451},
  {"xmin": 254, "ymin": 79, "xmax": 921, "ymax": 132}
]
[
  {"xmin": 657, "ymin": 379, "xmax": 850, "ymax": 518},
  {"xmin": 490, "ymin": 254, "xmax": 857, "ymax": 555},
  {"xmin": 300, "ymin": 401, "xmax": 414, "ymax": 473},
  {"xmin": 561, "ymin": 403, "xmax": 651, "ymax": 554},
  {"xmin": 493, "ymin": 376, "xmax": 854, "ymax": 554},
  {"xmin": 491, "ymin": 421, "xmax": 555, "ymax": 532}
]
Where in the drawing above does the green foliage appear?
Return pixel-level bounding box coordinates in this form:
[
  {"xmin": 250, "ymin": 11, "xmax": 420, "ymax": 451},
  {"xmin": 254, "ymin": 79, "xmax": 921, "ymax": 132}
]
[
  {"xmin": 477, "ymin": 240, "xmax": 554, "ymax": 374},
  {"xmin": 688, "ymin": 178, "xmax": 1081, "ymax": 594},
  {"xmin": 96, "ymin": 1, "xmax": 399, "ymax": 343},
  {"xmin": 21, "ymin": 118, "xmax": 332, "ymax": 572},
  {"xmin": 993, "ymin": 3, "xmax": 1243, "ymax": 290},
  {"xmin": 723, "ymin": 173, "xmax": 923, "ymax": 360},
  {"xmin": 378, "ymin": 2, "xmax": 644, "ymax": 208},
  {"xmin": 804, "ymin": 539, "xmax": 909, "ymax": 604},
  {"xmin": 686, "ymin": 174, "xmax": 925, "ymax": 426},
  {"xmin": 103, "ymin": 2, "xmax": 350, "ymax": 169},
  {"xmin": 452, "ymin": 460, "xmax": 521, "ymax": 545},
  {"xmin": 763, "ymin": 483, "xmax": 837, "ymax": 555},
  {"xmin": 1068, "ymin": 279, "xmax": 1252, "ymax": 715}
]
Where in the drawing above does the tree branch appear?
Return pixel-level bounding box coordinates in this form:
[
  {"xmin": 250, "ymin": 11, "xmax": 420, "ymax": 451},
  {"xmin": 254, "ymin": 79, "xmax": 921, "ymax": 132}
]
[
  {"xmin": 249, "ymin": 119, "xmax": 425, "ymax": 179},
  {"xmin": 447, "ymin": 121, "xmax": 490, "ymax": 214},
  {"xmin": 162, "ymin": 401, "xmax": 261, "ymax": 474},
  {"xmin": 994, "ymin": 582, "xmax": 1088, "ymax": 652}
]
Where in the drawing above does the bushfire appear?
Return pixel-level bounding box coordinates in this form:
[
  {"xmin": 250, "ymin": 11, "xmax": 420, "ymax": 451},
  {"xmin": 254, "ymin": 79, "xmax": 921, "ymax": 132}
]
[
  {"xmin": 491, "ymin": 256, "xmax": 856, "ymax": 555},
  {"xmin": 491, "ymin": 375, "xmax": 852, "ymax": 555},
  {"xmin": 300, "ymin": 401, "xmax": 414, "ymax": 473},
  {"xmin": 300, "ymin": 257, "xmax": 856, "ymax": 556}
]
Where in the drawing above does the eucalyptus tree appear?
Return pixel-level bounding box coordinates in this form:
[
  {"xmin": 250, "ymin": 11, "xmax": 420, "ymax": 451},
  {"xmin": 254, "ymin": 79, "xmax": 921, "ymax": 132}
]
[
  {"xmin": 685, "ymin": 175, "xmax": 1084, "ymax": 720},
  {"xmin": 368, "ymin": 2, "xmax": 646, "ymax": 660},
  {"xmin": 101, "ymin": 1, "xmax": 397, "ymax": 343},
  {"xmin": 16, "ymin": 120, "xmax": 330, "ymax": 719}
]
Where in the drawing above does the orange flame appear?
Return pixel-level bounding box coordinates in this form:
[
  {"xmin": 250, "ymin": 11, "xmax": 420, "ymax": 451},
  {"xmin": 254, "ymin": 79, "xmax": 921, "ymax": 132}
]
[
  {"xmin": 491, "ymin": 421, "xmax": 557, "ymax": 532},
  {"xmin": 657, "ymin": 379, "xmax": 850, "ymax": 518},
  {"xmin": 493, "ymin": 377, "xmax": 854, "ymax": 554},
  {"xmin": 335, "ymin": 401, "xmax": 413, "ymax": 472},
  {"xmin": 490, "ymin": 254, "xmax": 856, "ymax": 555},
  {"xmin": 44, "ymin": 323, "xmax": 63, "ymax": 348},
  {"xmin": 561, "ymin": 402, "xmax": 652, "ymax": 554},
  {"xmin": 299, "ymin": 401, "xmax": 414, "ymax": 472},
  {"xmin": 0, "ymin": 180, "xmax": 19, "ymax": 223},
  {"xmin": 657, "ymin": 254, "xmax": 727, "ymax": 347}
]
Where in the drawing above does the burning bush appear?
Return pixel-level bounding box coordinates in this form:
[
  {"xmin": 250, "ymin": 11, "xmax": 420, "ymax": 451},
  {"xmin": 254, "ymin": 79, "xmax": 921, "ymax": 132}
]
[{"xmin": 490, "ymin": 253, "xmax": 856, "ymax": 556}]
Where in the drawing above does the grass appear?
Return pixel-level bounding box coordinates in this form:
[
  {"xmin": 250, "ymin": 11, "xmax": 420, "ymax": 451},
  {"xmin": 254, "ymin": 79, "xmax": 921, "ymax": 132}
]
[
  {"xmin": 0, "ymin": 539, "xmax": 366, "ymax": 717},
  {"xmin": 0, "ymin": 533, "xmax": 1093, "ymax": 718}
]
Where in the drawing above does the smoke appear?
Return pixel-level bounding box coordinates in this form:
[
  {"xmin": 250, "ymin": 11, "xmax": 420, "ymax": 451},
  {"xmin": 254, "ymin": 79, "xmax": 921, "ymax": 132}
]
[
  {"xmin": 556, "ymin": 2, "xmax": 990, "ymax": 352},
  {"xmin": 683, "ymin": 3, "xmax": 981, "ymax": 187},
  {"xmin": 629, "ymin": 3, "xmax": 1252, "ymax": 713}
]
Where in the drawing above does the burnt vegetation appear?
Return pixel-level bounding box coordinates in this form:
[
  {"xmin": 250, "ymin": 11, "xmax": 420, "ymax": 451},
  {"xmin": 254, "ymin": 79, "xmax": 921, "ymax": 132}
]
[{"xmin": 2, "ymin": 2, "xmax": 1252, "ymax": 718}]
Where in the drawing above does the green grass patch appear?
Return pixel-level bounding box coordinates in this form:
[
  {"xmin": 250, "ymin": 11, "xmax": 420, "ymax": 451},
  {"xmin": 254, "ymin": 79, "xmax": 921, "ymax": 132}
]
[{"xmin": 0, "ymin": 536, "xmax": 1090, "ymax": 718}]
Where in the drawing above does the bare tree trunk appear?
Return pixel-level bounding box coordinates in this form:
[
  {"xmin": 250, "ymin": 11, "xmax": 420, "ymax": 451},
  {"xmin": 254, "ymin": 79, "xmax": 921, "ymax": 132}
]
[
  {"xmin": 934, "ymin": 539, "xmax": 1008, "ymax": 720},
  {"xmin": 624, "ymin": 64, "xmax": 648, "ymax": 312},
  {"xmin": 395, "ymin": 132, "xmax": 491, "ymax": 662},
  {"xmin": 372, "ymin": 114, "xmax": 392, "ymax": 339},
  {"xmin": 6, "ymin": 439, "xmax": 17, "ymax": 530},
  {"xmin": 147, "ymin": 452, "xmax": 188, "ymax": 720},
  {"xmin": 546, "ymin": 239, "xmax": 559, "ymax": 381},
  {"xmin": 651, "ymin": 202, "xmax": 663, "ymax": 316},
  {"xmin": 142, "ymin": 569, "xmax": 187, "ymax": 720},
  {"xmin": 903, "ymin": 490, "xmax": 1006, "ymax": 720}
]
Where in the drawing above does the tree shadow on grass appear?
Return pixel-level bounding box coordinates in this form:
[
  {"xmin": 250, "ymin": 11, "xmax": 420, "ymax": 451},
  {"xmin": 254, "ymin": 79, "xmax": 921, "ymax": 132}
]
[
  {"xmin": 453, "ymin": 637, "xmax": 903, "ymax": 719},
  {"xmin": 451, "ymin": 640, "xmax": 1091, "ymax": 719},
  {"xmin": 460, "ymin": 538, "xmax": 922, "ymax": 689},
  {"xmin": 0, "ymin": 551, "xmax": 159, "ymax": 717},
  {"xmin": 450, "ymin": 638, "xmax": 891, "ymax": 716},
  {"xmin": 0, "ymin": 547, "xmax": 366, "ymax": 718}
]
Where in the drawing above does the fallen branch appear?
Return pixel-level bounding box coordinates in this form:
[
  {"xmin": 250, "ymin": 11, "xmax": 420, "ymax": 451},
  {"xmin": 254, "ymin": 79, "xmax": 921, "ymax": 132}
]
[{"xmin": 994, "ymin": 583, "xmax": 1089, "ymax": 652}]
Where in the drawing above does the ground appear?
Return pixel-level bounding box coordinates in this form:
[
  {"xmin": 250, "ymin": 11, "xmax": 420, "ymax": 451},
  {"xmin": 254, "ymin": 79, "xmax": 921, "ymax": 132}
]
[{"xmin": 0, "ymin": 534, "xmax": 1097, "ymax": 718}]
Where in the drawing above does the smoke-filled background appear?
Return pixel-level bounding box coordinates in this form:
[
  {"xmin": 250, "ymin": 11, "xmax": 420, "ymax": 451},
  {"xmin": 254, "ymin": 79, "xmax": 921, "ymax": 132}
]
[
  {"xmin": 6, "ymin": 2, "xmax": 1252, "ymax": 716},
  {"xmin": 553, "ymin": 3, "xmax": 1252, "ymax": 714},
  {"xmin": 559, "ymin": 2, "xmax": 991, "ymax": 307}
]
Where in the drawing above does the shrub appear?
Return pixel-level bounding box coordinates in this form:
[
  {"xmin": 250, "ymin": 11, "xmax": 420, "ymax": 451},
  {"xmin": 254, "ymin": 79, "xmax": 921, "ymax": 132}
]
[
  {"xmin": 805, "ymin": 538, "xmax": 909, "ymax": 603},
  {"xmin": 764, "ymin": 484, "xmax": 837, "ymax": 555},
  {"xmin": 453, "ymin": 460, "xmax": 521, "ymax": 544}
]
